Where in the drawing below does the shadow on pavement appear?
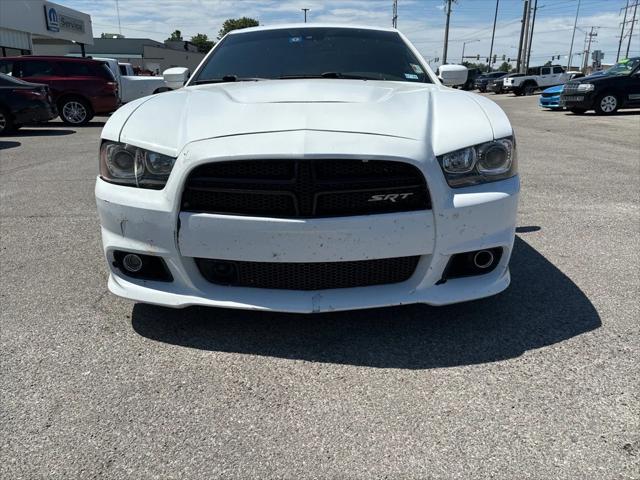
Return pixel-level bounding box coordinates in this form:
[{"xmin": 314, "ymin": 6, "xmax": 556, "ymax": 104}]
[
  {"xmin": 132, "ymin": 236, "xmax": 601, "ymax": 369},
  {"xmin": 0, "ymin": 140, "xmax": 21, "ymax": 150},
  {"xmin": 11, "ymin": 128, "xmax": 75, "ymax": 137}
]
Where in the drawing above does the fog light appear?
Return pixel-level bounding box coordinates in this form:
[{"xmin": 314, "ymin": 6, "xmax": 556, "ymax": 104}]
[
  {"xmin": 112, "ymin": 250, "xmax": 173, "ymax": 282},
  {"xmin": 122, "ymin": 253, "xmax": 143, "ymax": 272}
]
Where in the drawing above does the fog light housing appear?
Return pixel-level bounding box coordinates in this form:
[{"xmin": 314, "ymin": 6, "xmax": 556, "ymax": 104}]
[
  {"xmin": 438, "ymin": 247, "xmax": 503, "ymax": 282},
  {"xmin": 112, "ymin": 250, "xmax": 173, "ymax": 282}
]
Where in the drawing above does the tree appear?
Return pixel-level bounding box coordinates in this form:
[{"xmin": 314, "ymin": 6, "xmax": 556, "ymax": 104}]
[
  {"xmin": 167, "ymin": 30, "xmax": 183, "ymax": 41},
  {"xmin": 462, "ymin": 61, "xmax": 490, "ymax": 73},
  {"xmin": 543, "ymin": 60, "xmax": 552, "ymax": 67},
  {"xmin": 497, "ymin": 62, "xmax": 511, "ymax": 72},
  {"xmin": 190, "ymin": 33, "xmax": 214, "ymax": 53},
  {"xmin": 218, "ymin": 17, "xmax": 259, "ymax": 39}
]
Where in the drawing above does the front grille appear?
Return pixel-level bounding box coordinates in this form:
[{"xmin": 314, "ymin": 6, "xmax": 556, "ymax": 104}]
[
  {"xmin": 182, "ymin": 160, "xmax": 430, "ymax": 218},
  {"xmin": 195, "ymin": 256, "xmax": 420, "ymax": 291},
  {"xmin": 563, "ymin": 82, "xmax": 579, "ymax": 94},
  {"xmin": 541, "ymin": 91, "xmax": 558, "ymax": 98}
]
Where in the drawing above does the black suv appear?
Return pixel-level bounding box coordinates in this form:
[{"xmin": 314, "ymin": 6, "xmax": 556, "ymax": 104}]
[
  {"xmin": 473, "ymin": 71, "xmax": 507, "ymax": 93},
  {"xmin": 561, "ymin": 57, "xmax": 640, "ymax": 115}
]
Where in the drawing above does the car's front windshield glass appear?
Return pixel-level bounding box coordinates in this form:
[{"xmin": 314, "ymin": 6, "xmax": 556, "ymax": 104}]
[
  {"xmin": 193, "ymin": 27, "xmax": 431, "ymax": 84},
  {"xmin": 604, "ymin": 57, "xmax": 640, "ymax": 76}
]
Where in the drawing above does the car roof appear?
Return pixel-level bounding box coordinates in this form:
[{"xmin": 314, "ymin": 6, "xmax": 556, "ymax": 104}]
[{"xmin": 227, "ymin": 23, "xmax": 398, "ymax": 35}]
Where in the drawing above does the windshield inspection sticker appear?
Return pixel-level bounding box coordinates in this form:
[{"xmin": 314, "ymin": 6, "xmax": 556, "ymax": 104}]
[
  {"xmin": 410, "ymin": 63, "xmax": 424, "ymax": 74},
  {"xmin": 405, "ymin": 73, "xmax": 419, "ymax": 80}
]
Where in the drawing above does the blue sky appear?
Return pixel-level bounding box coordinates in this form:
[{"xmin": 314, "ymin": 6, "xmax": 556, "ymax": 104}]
[{"xmin": 57, "ymin": 0, "xmax": 639, "ymax": 68}]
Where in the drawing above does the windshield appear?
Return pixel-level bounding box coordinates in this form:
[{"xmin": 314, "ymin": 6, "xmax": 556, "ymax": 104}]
[
  {"xmin": 603, "ymin": 57, "xmax": 640, "ymax": 76},
  {"xmin": 192, "ymin": 27, "xmax": 431, "ymax": 84}
]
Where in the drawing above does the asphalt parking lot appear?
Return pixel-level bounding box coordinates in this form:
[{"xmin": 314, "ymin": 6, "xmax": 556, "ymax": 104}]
[{"xmin": 1, "ymin": 93, "xmax": 639, "ymax": 479}]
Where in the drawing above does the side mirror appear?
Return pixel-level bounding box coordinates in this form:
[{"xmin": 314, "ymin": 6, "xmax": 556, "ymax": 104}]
[
  {"xmin": 438, "ymin": 64, "xmax": 468, "ymax": 87},
  {"xmin": 163, "ymin": 67, "xmax": 190, "ymax": 89}
]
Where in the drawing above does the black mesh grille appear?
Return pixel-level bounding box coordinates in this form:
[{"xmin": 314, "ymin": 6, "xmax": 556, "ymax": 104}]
[
  {"xmin": 196, "ymin": 256, "xmax": 420, "ymax": 291},
  {"xmin": 182, "ymin": 160, "xmax": 430, "ymax": 218},
  {"xmin": 563, "ymin": 83, "xmax": 579, "ymax": 94}
]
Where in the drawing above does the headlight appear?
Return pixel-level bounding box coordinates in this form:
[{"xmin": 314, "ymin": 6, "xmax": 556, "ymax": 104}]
[
  {"xmin": 437, "ymin": 136, "xmax": 517, "ymax": 188},
  {"xmin": 100, "ymin": 141, "xmax": 176, "ymax": 189},
  {"xmin": 577, "ymin": 83, "xmax": 595, "ymax": 92}
]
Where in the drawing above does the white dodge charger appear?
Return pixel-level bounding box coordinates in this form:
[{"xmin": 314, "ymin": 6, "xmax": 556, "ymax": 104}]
[{"xmin": 95, "ymin": 25, "xmax": 519, "ymax": 313}]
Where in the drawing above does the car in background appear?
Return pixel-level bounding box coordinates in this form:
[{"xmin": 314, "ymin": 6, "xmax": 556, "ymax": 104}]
[
  {"xmin": 539, "ymin": 73, "xmax": 585, "ymax": 110},
  {"xmin": 0, "ymin": 73, "xmax": 57, "ymax": 135},
  {"xmin": 461, "ymin": 68, "xmax": 481, "ymax": 90},
  {"xmin": 504, "ymin": 65, "xmax": 570, "ymax": 96},
  {"xmin": 0, "ymin": 56, "xmax": 119, "ymax": 125},
  {"xmin": 473, "ymin": 71, "xmax": 507, "ymax": 92},
  {"xmin": 488, "ymin": 73, "xmax": 524, "ymax": 94},
  {"xmin": 92, "ymin": 57, "xmax": 170, "ymax": 103},
  {"xmin": 561, "ymin": 57, "xmax": 640, "ymax": 114}
]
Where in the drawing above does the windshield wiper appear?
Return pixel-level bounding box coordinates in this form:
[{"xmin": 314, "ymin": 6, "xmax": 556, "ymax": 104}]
[
  {"xmin": 279, "ymin": 72, "xmax": 380, "ymax": 80},
  {"xmin": 193, "ymin": 75, "xmax": 266, "ymax": 85}
]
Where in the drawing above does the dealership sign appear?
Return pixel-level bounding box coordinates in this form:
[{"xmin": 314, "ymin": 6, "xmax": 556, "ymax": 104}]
[{"xmin": 44, "ymin": 3, "xmax": 85, "ymax": 34}]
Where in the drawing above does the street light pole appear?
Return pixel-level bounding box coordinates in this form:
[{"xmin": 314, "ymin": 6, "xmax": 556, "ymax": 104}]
[
  {"xmin": 461, "ymin": 39, "xmax": 479, "ymax": 63},
  {"xmin": 567, "ymin": 0, "xmax": 581, "ymax": 69},
  {"xmin": 302, "ymin": 8, "xmax": 309, "ymax": 23}
]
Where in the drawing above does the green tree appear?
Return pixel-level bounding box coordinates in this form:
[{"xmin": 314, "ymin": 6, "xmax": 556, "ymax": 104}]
[
  {"xmin": 462, "ymin": 61, "xmax": 490, "ymax": 73},
  {"xmin": 190, "ymin": 33, "xmax": 214, "ymax": 53},
  {"xmin": 167, "ymin": 30, "xmax": 183, "ymax": 41},
  {"xmin": 218, "ymin": 17, "xmax": 259, "ymax": 39},
  {"xmin": 497, "ymin": 61, "xmax": 511, "ymax": 72}
]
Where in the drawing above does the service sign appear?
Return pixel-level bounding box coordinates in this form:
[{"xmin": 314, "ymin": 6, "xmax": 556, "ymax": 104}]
[
  {"xmin": 44, "ymin": 3, "xmax": 85, "ymax": 34},
  {"xmin": 44, "ymin": 4, "xmax": 59, "ymax": 32}
]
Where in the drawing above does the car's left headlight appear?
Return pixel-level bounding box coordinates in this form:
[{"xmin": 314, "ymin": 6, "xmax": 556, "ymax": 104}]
[
  {"xmin": 99, "ymin": 141, "xmax": 176, "ymax": 189},
  {"xmin": 437, "ymin": 136, "xmax": 517, "ymax": 188},
  {"xmin": 577, "ymin": 83, "xmax": 595, "ymax": 92}
]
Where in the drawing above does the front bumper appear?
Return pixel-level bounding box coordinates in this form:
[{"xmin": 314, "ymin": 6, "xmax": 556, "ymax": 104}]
[
  {"xmin": 539, "ymin": 95, "xmax": 561, "ymax": 108},
  {"xmin": 559, "ymin": 93, "xmax": 595, "ymax": 110},
  {"xmin": 96, "ymin": 131, "xmax": 519, "ymax": 313}
]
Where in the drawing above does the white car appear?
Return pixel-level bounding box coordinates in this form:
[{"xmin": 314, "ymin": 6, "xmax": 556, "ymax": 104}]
[{"xmin": 95, "ymin": 24, "xmax": 520, "ymax": 313}]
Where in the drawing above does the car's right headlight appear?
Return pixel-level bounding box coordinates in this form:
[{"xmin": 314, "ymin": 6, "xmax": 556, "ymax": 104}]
[
  {"xmin": 577, "ymin": 83, "xmax": 595, "ymax": 92},
  {"xmin": 437, "ymin": 136, "xmax": 517, "ymax": 188},
  {"xmin": 99, "ymin": 141, "xmax": 176, "ymax": 189}
]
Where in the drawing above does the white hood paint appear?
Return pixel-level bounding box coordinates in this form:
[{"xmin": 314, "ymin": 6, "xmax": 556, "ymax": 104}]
[{"xmin": 105, "ymin": 79, "xmax": 512, "ymax": 158}]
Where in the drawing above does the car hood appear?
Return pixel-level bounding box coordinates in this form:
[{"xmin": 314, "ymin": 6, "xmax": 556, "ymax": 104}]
[
  {"xmin": 543, "ymin": 84, "xmax": 564, "ymax": 94},
  {"xmin": 104, "ymin": 79, "xmax": 511, "ymax": 158}
]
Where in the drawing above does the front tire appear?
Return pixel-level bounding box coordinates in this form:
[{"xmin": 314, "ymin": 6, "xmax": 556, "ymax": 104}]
[
  {"xmin": 570, "ymin": 107, "xmax": 587, "ymax": 115},
  {"xmin": 524, "ymin": 83, "xmax": 537, "ymax": 96},
  {"xmin": 0, "ymin": 107, "xmax": 14, "ymax": 135},
  {"xmin": 59, "ymin": 97, "xmax": 92, "ymax": 125},
  {"xmin": 513, "ymin": 88, "xmax": 523, "ymax": 96},
  {"xmin": 595, "ymin": 93, "xmax": 619, "ymax": 115}
]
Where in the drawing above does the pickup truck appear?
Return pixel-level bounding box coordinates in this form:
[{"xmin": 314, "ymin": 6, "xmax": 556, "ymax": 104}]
[
  {"xmin": 93, "ymin": 57, "xmax": 170, "ymax": 103},
  {"xmin": 503, "ymin": 65, "xmax": 571, "ymax": 96}
]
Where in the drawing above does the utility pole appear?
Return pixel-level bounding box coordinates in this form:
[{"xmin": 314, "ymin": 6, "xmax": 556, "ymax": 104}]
[
  {"xmin": 442, "ymin": 0, "xmax": 454, "ymax": 65},
  {"xmin": 625, "ymin": 1, "xmax": 638, "ymax": 58},
  {"xmin": 617, "ymin": 0, "xmax": 630, "ymax": 61},
  {"xmin": 392, "ymin": 0, "xmax": 398, "ymax": 28},
  {"xmin": 516, "ymin": 0, "xmax": 529, "ymax": 73},
  {"xmin": 582, "ymin": 27, "xmax": 598, "ymax": 72},
  {"xmin": 521, "ymin": 1, "xmax": 531, "ymax": 72},
  {"xmin": 302, "ymin": 8, "xmax": 309, "ymax": 23},
  {"xmin": 525, "ymin": 0, "xmax": 538, "ymax": 71},
  {"xmin": 567, "ymin": 0, "xmax": 581, "ymax": 70},
  {"xmin": 487, "ymin": 0, "xmax": 500, "ymax": 72}
]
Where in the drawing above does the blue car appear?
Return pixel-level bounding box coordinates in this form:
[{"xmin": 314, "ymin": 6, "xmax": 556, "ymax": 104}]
[{"xmin": 539, "ymin": 84, "xmax": 564, "ymax": 110}]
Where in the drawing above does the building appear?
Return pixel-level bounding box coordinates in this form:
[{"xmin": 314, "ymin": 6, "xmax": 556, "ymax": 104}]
[
  {"xmin": 33, "ymin": 37, "xmax": 207, "ymax": 73},
  {"xmin": 0, "ymin": 0, "xmax": 93, "ymax": 57}
]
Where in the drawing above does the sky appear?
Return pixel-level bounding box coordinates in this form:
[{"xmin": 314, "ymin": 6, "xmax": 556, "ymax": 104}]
[{"xmin": 55, "ymin": 0, "xmax": 639, "ymax": 69}]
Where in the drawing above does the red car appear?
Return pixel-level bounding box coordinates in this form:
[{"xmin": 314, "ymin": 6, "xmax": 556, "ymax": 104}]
[{"xmin": 0, "ymin": 56, "xmax": 119, "ymax": 125}]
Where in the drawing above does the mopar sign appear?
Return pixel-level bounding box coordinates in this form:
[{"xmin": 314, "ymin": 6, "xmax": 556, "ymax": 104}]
[
  {"xmin": 44, "ymin": 3, "xmax": 86, "ymax": 34},
  {"xmin": 44, "ymin": 5, "xmax": 59, "ymax": 32}
]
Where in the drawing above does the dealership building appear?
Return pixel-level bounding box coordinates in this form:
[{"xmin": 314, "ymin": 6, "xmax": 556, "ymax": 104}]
[{"xmin": 0, "ymin": 0, "xmax": 93, "ymax": 57}]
